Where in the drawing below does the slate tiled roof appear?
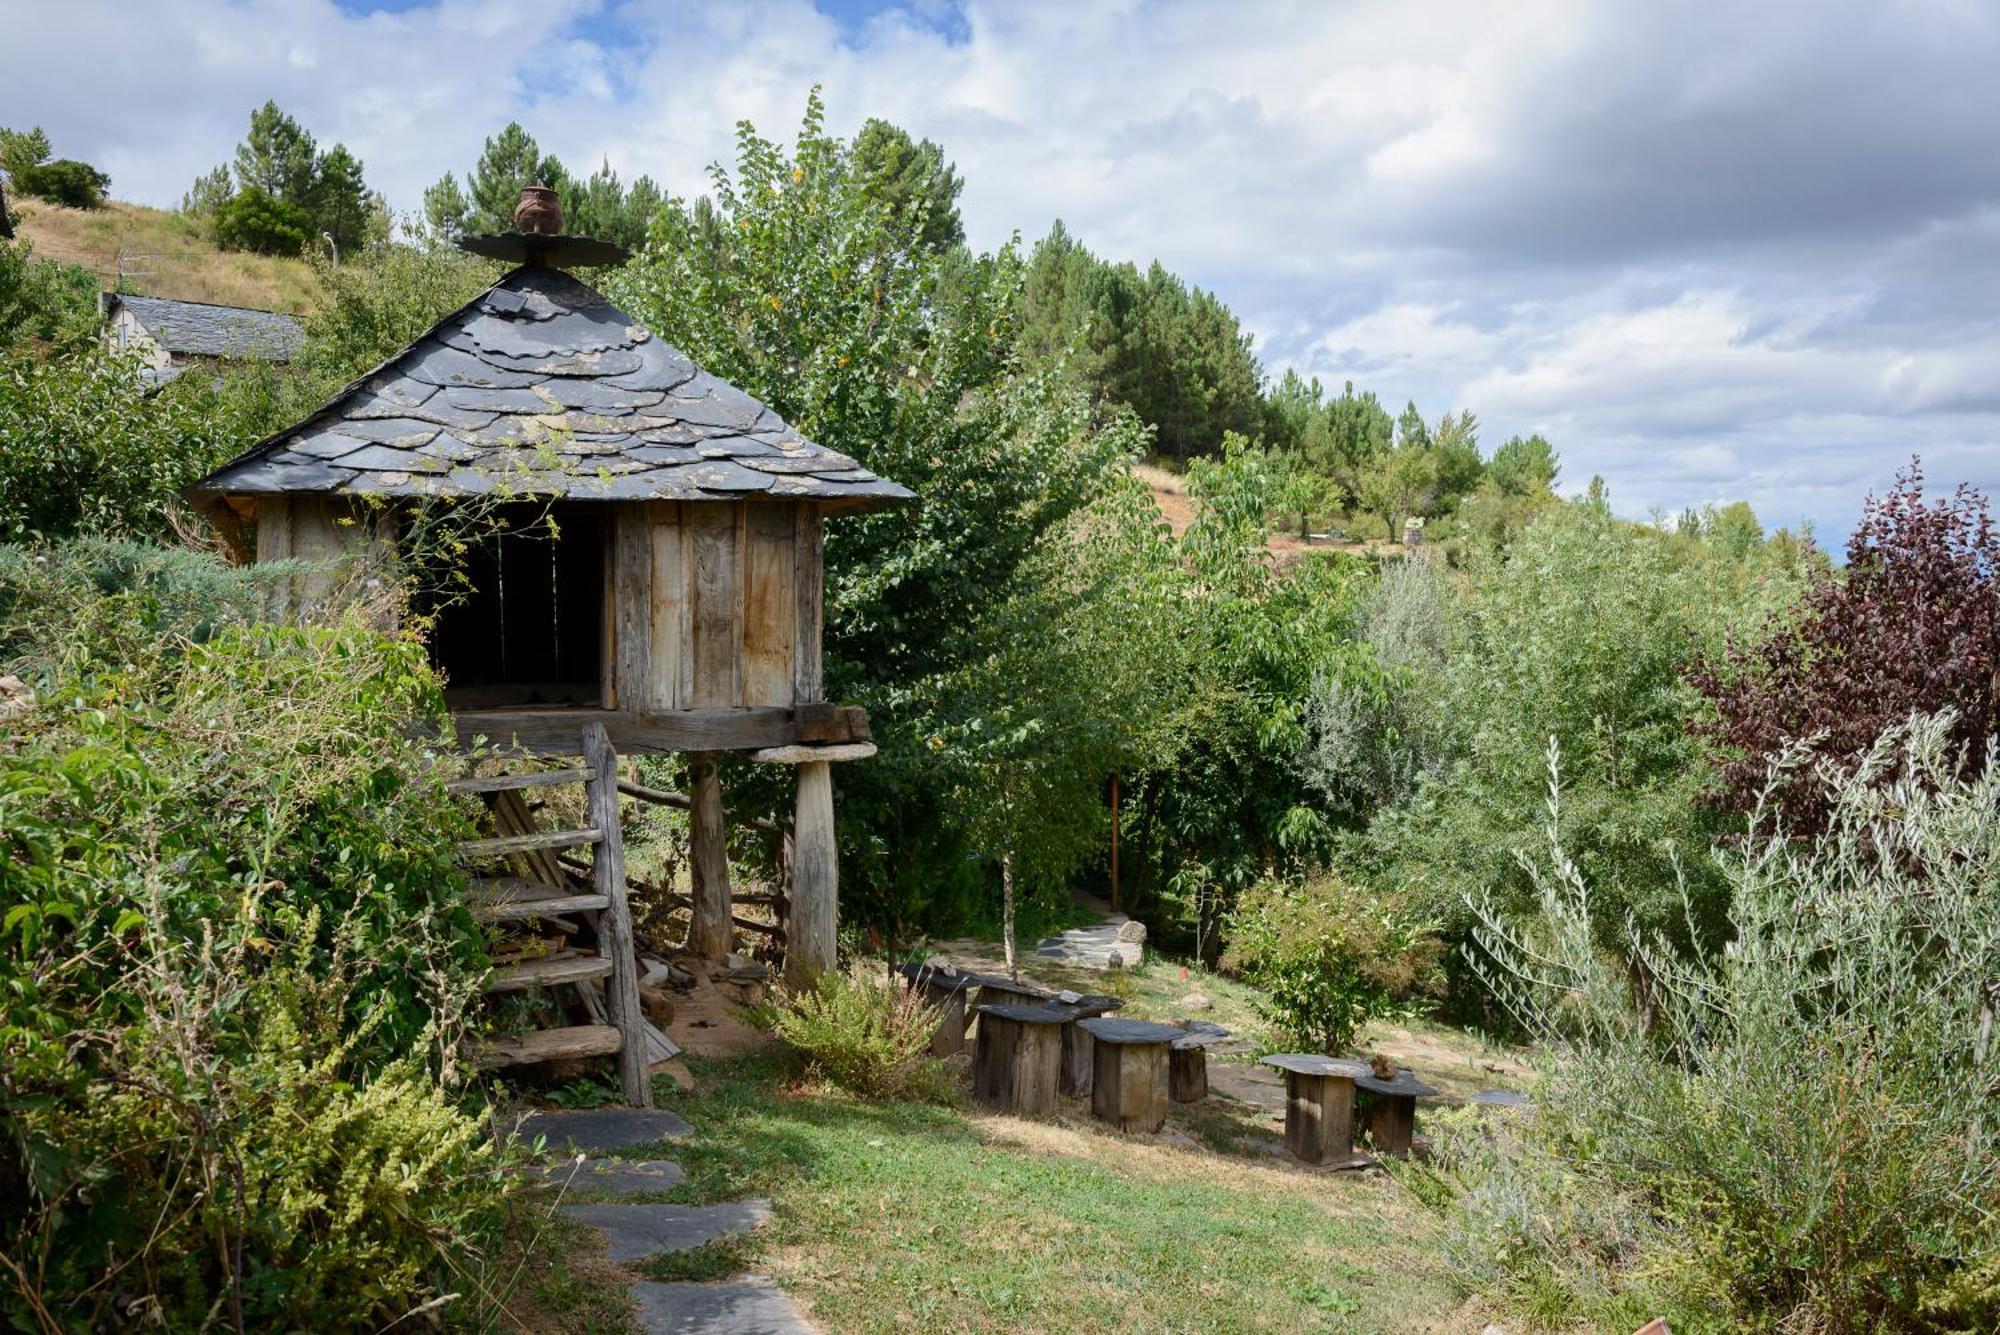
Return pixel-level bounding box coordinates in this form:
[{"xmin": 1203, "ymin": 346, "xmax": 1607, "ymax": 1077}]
[
  {"xmin": 190, "ymin": 266, "xmax": 911, "ymax": 511},
  {"xmin": 112, "ymin": 294, "xmax": 304, "ymax": 361}
]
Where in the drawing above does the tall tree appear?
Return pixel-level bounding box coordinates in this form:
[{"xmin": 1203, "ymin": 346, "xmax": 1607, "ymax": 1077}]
[
  {"xmin": 464, "ymin": 123, "xmax": 567, "ymax": 234},
  {"xmin": 311, "ymin": 143, "xmax": 374, "ymax": 253},
  {"xmin": 1488, "ymin": 432, "xmax": 1559, "ymax": 497},
  {"xmin": 233, "ymin": 101, "xmax": 318, "ymax": 204},
  {"xmin": 422, "ymin": 173, "xmax": 469, "ymax": 238},
  {"xmin": 851, "ymin": 118, "xmax": 965, "ymax": 253}
]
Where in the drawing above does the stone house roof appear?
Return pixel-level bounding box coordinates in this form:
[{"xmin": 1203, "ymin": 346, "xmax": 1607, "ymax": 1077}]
[
  {"xmin": 189, "ymin": 265, "xmax": 911, "ymax": 511},
  {"xmin": 104, "ymin": 293, "xmax": 304, "ymax": 361}
]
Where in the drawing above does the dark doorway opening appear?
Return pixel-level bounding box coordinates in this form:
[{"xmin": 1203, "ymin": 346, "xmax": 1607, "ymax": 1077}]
[{"xmin": 423, "ymin": 503, "xmax": 605, "ymax": 709}]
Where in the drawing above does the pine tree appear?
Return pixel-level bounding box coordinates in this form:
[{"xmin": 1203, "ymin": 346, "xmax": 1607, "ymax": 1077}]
[
  {"xmin": 423, "ymin": 173, "xmax": 469, "ymax": 238},
  {"xmin": 466, "ymin": 123, "xmax": 566, "ymax": 233},
  {"xmin": 851, "ymin": 118, "xmax": 965, "ymax": 253},
  {"xmin": 233, "ymin": 101, "xmax": 317, "ymax": 205},
  {"xmin": 313, "ymin": 143, "xmax": 372, "ymax": 252}
]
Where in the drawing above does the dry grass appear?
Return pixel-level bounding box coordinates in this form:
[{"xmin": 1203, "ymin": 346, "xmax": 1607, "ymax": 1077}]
[{"xmin": 13, "ymin": 196, "xmax": 319, "ymax": 313}]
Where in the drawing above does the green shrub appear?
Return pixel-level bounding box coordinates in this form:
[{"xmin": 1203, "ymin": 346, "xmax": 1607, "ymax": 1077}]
[
  {"xmin": 1222, "ymin": 876, "xmax": 1441, "ymax": 1054},
  {"xmin": 1444, "ymin": 717, "xmax": 2000, "ymax": 1332},
  {"xmin": 0, "ymin": 237, "xmax": 99, "ymax": 352},
  {"xmin": 9, "ymin": 159, "xmax": 110, "ymax": 209},
  {"xmin": 766, "ymin": 966, "xmax": 957, "ymax": 1102},
  {"xmin": 214, "ymin": 184, "xmax": 312, "ymax": 254},
  {"xmin": 0, "ymin": 538, "xmax": 515, "ymax": 1329}
]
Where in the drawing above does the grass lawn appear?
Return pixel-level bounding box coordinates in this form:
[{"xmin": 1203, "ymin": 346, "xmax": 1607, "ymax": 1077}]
[{"xmin": 640, "ymin": 1050, "xmax": 1476, "ymax": 1333}]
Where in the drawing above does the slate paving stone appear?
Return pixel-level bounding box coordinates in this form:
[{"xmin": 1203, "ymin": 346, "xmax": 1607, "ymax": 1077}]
[
  {"xmin": 628, "ymin": 1276, "xmax": 813, "ymax": 1334},
  {"xmin": 562, "ymin": 1199, "xmax": 772, "ymax": 1263},
  {"xmin": 508, "ymin": 1107, "xmax": 693, "ymax": 1154},
  {"xmin": 526, "ymin": 1157, "xmax": 687, "ymax": 1196}
]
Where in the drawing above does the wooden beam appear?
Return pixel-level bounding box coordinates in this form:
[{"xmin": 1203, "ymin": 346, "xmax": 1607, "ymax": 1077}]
[
  {"xmin": 613, "ymin": 504, "xmax": 652, "ymax": 712},
  {"xmin": 457, "ymin": 827, "xmax": 601, "ymax": 858},
  {"xmin": 446, "ymin": 767, "xmax": 591, "ymax": 795},
  {"xmin": 473, "ymin": 1024, "xmax": 623, "ymax": 1069},
  {"xmin": 484, "ymin": 955, "xmax": 612, "ymax": 993},
  {"xmin": 749, "ymin": 742, "xmax": 877, "ymax": 765},
  {"xmin": 686, "ymin": 752, "xmax": 734, "ymax": 961},
  {"xmin": 583, "ymin": 720, "xmax": 652, "ymax": 1108},
  {"xmin": 451, "ymin": 706, "xmax": 872, "ymax": 756},
  {"xmin": 793, "ymin": 506, "xmax": 823, "ymax": 704}
]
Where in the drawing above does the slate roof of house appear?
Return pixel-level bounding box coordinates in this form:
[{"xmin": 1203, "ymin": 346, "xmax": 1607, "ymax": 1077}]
[
  {"xmin": 189, "ymin": 265, "xmax": 911, "ymax": 511},
  {"xmin": 111, "ymin": 294, "xmax": 304, "ymax": 361}
]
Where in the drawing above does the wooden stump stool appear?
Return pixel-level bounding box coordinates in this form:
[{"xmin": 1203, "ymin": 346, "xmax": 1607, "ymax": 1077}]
[
  {"xmin": 1262, "ymin": 1054, "xmax": 1370, "ymax": 1165},
  {"xmin": 1078, "ymin": 1018, "xmax": 1182, "ymax": 1133},
  {"xmin": 1051, "ymin": 994, "xmax": 1125, "ymax": 1096},
  {"xmin": 894, "ymin": 963, "xmax": 980, "ymax": 1057},
  {"xmin": 1353, "ymin": 1066, "xmax": 1438, "ymax": 1156},
  {"xmin": 971, "ymin": 1004, "xmax": 1067, "ymax": 1116},
  {"xmin": 1168, "ymin": 1021, "xmax": 1230, "ymax": 1103}
]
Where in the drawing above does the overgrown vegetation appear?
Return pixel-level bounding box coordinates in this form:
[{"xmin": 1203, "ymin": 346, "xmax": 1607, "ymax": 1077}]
[
  {"xmin": 1412, "ymin": 718, "xmax": 2000, "ymax": 1330},
  {"xmin": 0, "ymin": 540, "xmax": 525, "ymax": 1329},
  {"xmin": 764, "ymin": 966, "xmax": 957, "ymax": 1103}
]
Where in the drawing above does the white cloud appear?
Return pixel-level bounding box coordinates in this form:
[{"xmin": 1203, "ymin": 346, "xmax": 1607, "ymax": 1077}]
[{"xmin": 7, "ymin": 0, "xmax": 2000, "ymax": 538}]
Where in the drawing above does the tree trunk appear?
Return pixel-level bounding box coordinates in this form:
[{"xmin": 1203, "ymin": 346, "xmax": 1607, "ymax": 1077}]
[{"xmin": 1001, "ymin": 849, "xmax": 1017, "ymax": 982}]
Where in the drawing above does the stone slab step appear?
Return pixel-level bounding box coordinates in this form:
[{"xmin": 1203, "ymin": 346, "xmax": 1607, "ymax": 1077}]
[
  {"xmin": 562, "ymin": 1199, "xmax": 771, "ymax": 1263},
  {"xmin": 524, "ymin": 1157, "xmax": 686, "ymax": 1196},
  {"xmin": 629, "ymin": 1276, "xmax": 812, "ymax": 1334},
  {"xmin": 502, "ymin": 1107, "xmax": 695, "ymax": 1154}
]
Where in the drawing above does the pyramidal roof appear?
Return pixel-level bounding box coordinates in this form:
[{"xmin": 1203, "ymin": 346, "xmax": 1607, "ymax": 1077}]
[{"xmin": 190, "ymin": 265, "xmax": 912, "ymax": 512}]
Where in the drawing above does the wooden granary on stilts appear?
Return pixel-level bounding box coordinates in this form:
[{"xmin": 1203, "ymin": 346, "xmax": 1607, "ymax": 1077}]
[{"xmin": 188, "ymin": 187, "xmax": 910, "ymax": 1104}]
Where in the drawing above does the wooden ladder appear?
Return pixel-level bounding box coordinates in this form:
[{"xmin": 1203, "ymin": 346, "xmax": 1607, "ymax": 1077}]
[{"xmin": 452, "ymin": 720, "xmax": 652, "ymax": 1107}]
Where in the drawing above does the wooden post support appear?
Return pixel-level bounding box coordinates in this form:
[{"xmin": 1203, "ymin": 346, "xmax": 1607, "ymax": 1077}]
[
  {"xmin": 1080, "ymin": 1018, "xmax": 1180, "ymax": 1134},
  {"xmin": 972, "ymin": 1005, "xmax": 1066, "ymax": 1116},
  {"xmin": 751, "ymin": 743, "xmax": 874, "ymax": 992},
  {"xmin": 1055, "ymin": 996, "xmax": 1124, "ymax": 1097},
  {"xmin": 687, "ymin": 752, "xmax": 734, "ymax": 960},
  {"xmin": 1263, "ymin": 1055, "xmax": 1368, "ymax": 1165},
  {"xmin": 1169, "ymin": 1022, "xmax": 1229, "ymax": 1104},
  {"xmin": 1170, "ymin": 1046, "xmax": 1208, "ymax": 1103},
  {"xmin": 1354, "ymin": 1066, "xmax": 1438, "ymax": 1157},
  {"xmin": 789, "ymin": 758, "xmax": 837, "ymax": 988},
  {"xmin": 893, "ymin": 963, "xmax": 978, "ymax": 1058},
  {"xmin": 583, "ymin": 721, "xmax": 652, "ymax": 1108}
]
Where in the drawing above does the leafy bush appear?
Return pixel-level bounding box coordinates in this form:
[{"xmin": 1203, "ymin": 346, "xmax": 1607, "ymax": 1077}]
[
  {"xmin": 0, "ymin": 344, "xmax": 295, "ymax": 542},
  {"xmin": 1693, "ymin": 461, "xmax": 2000, "ymax": 833},
  {"xmin": 1442, "ymin": 717, "xmax": 2000, "ymax": 1332},
  {"xmin": 9, "ymin": 158, "xmax": 111, "ymax": 209},
  {"xmin": 0, "ymin": 539, "xmax": 515, "ymax": 1329},
  {"xmin": 214, "ymin": 184, "xmax": 313, "ymax": 254},
  {"xmin": 0, "ymin": 237, "xmax": 99, "ymax": 352},
  {"xmin": 766, "ymin": 967, "xmax": 957, "ymax": 1102},
  {"xmin": 1223, "ymin": 876, "xmax": 1441, "ymax": 1054}
]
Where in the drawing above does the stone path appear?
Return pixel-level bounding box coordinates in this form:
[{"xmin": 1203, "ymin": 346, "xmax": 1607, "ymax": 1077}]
[
  {"xmin": 509, "ymin": 1107, "xmax": 814, "ymax": 1334},
  {"xmin": 1032, "ymin": 912, "xmax": 1142, "ymax": 969}
]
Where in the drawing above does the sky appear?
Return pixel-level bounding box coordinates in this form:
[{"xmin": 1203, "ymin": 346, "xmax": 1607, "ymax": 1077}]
[{"xmin": 7, "ymin": 0, "xmax": 1999, "ymax": 540}]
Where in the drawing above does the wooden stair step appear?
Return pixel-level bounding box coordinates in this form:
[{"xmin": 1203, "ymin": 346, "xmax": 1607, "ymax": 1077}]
[
  {"xmin": 457, "ymin": 827, "xmax": 602, "ymax": 859},
  {"xmin": 448, "ymin": 767, "xmax": 593, "ymax": 795},
  {"xmin": 473, "ymin": 893, "xmax": 610, "ymax": 923},
  {"xmin": 485, "ymin": 955, "xmax": 614, "ymax": 993},
  {"xmin": 473, "ymin": 1024, "xmax": 623, "ymax": 1070}
]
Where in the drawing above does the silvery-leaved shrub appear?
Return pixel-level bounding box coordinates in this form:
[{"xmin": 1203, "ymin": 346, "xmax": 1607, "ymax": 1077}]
[{"xmin": 1442, "ymin": 715, "xmax": 2000, "ymax": 1331}]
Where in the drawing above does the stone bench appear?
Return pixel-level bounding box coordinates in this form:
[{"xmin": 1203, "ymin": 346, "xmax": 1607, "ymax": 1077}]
[
  {"xmin": 1353, "ymin": 1065, "xmax": 1438, "ymax": 1156},
  {"xmin": 1077, "ymin": 1017, "xmax": 1183, "ymax": 1133},
  {"xmin": 1167, "ymin": 1021, "xmax": 1231, "ymax": 1103},
  {"xmin": 893, "ymin": 962, "xmax": 982, "ymax": 1057},
  {"xmin": 971, "ymin": 1004, "xmax": 1069, "ymax": 1116},
  {"xmin": 1261, "ymin": 1054, "xmax": 1371, "ymax": 1165}
]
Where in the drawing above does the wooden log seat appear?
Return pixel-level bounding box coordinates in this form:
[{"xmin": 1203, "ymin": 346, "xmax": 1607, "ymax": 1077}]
[
  {"xmin": 1048, "ymin": 993, "xmax": 1125, "ymax": 1096},
  {"xmin": 1353, "ymin": 1066, "xmax": 1439, "ymax": 1156},
  {"xmin": 965, "ymin": 973, "xmax": 1056, "ymax": 1039},
  {"xmin": 1077, "ymin": 1017, "xmax": 1183, "ymax": 1134},
  {"xmin": 893, "ymin": 962, "xmax": 981, "ymax": 1057},
  {"xmin": 1262, "ymin": 1054, "xmax": 1371, "ymax": 1165},
  {"xmin": 1167, "ymin": 1021, "xmax": 1231, "ymax": 1104},
  {"xmin": 971, "ymin": 1004, "xmax": 1068, "ymax": 1116}
]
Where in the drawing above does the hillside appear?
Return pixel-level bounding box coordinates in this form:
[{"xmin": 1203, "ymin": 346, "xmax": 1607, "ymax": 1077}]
[{"xmin": 12, "ymin": 196, "xmax": 318, "ymax": 314}]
